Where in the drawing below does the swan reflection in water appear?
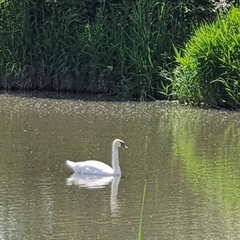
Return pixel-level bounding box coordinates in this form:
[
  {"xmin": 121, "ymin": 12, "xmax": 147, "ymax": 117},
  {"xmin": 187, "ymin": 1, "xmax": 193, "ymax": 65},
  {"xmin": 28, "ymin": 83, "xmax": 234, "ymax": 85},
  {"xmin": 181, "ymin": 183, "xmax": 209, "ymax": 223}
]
[{"xmin": 66, "ymin": 173, "xmax": 121, "ymax": 213}]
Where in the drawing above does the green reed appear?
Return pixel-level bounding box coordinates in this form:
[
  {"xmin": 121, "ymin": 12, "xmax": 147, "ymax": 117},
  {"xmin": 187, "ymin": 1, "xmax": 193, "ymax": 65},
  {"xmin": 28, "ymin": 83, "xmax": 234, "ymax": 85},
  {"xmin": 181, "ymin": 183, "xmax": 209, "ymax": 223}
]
[
  {"xmin": 0, "ymin": 0, "xmax": 194, "ymax": 99},
  {"xmin": 138, "ymin": 181, "xmax": 147, "ymax": 240}
]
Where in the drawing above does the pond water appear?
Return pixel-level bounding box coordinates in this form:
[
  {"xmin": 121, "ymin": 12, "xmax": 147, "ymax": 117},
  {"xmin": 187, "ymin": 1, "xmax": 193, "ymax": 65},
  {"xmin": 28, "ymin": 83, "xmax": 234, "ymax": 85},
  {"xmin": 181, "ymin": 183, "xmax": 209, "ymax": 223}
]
[{"xmin": 0, "ymin": 92, "xmax": 240, "ymax": 240}]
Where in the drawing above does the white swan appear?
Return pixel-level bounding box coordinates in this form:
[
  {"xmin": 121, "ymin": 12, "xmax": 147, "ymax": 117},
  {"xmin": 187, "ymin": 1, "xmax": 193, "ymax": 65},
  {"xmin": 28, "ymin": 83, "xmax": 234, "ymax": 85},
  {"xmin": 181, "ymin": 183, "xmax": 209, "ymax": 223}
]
[{"xmin": 65, "ymin": 139, "xmax": 128, "ymax": 176}]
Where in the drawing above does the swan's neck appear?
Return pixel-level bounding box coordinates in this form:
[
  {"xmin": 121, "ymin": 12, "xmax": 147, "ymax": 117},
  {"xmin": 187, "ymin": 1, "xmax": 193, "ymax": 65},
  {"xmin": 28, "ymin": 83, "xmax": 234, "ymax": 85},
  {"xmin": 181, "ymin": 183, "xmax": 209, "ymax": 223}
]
[{"xmin": 112, "ymin": 144, "xmax": 121, "ymax": 175}]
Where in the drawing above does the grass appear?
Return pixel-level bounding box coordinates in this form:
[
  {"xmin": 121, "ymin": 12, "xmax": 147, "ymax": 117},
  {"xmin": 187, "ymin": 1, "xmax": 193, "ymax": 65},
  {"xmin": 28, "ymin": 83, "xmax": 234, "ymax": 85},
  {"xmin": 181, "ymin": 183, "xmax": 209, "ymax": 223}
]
[
  {"xmin": 138, "ymin": 181, "xmax": 147, "ymax": 240},
  {"xmin": 1, "ymin": 0, "xmax": 235, "ymax": 104},
  {"xmin": 168, "ymin": 7, "xmax": 240, "ymax": 108},
  {"xmin": 0, "ymin": 0, "xmax": 199, "ymax": 100}
]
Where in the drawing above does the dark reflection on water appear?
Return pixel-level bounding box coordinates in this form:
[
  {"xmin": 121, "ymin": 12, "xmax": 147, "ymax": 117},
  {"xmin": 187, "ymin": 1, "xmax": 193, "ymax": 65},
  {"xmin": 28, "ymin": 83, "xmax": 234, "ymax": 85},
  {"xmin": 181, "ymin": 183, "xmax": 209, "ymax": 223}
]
[{"xmin": 0, "ymin": 93, "xmax": 240, "ymax": 239}]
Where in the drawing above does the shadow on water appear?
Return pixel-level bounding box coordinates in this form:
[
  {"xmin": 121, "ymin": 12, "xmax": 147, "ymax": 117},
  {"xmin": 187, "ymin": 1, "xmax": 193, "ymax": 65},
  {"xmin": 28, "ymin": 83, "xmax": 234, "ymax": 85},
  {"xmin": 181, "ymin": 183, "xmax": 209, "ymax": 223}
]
[{"xmin": 0, "ymin": 89, "xmax": 132, "ymax": 102}]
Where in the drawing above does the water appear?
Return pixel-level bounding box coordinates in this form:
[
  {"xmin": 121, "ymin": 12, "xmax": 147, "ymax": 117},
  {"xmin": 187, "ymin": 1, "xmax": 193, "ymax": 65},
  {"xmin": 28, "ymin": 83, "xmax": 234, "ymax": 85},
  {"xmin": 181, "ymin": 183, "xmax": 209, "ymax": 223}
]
[{"xmin": 0, "ymin": 93, "xmax": 240, "ymax": 240}]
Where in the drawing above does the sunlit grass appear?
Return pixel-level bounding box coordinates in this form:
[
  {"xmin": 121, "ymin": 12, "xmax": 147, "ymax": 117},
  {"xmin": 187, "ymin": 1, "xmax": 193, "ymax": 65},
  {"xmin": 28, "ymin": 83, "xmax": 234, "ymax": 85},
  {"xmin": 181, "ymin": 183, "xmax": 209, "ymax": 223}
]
[{"xmin": 169, "ymin": 7, "xmax": 240, "ymax": 108}]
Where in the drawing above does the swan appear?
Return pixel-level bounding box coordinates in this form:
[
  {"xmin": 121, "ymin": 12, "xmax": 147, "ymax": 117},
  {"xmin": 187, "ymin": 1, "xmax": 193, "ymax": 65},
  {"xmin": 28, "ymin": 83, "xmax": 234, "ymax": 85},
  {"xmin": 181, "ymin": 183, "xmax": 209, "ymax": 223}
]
[{"xmin": 65, "ymin": 139, "xmax": 128, "ymax": 176}]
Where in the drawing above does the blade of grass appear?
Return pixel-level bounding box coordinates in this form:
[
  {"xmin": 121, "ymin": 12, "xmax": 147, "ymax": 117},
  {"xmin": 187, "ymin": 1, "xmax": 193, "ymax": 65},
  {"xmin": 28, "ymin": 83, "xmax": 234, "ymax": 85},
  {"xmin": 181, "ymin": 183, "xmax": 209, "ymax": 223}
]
[{"xmin": 138, "ymin": 181, "xmax": 147, "ymax": 240}]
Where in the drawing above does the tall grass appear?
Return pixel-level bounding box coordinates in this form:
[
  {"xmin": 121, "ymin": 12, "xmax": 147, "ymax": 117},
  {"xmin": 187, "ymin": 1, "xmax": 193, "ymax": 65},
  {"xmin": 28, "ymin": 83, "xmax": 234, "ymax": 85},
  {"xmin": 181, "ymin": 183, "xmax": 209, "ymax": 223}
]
[
  {"xmin": 0, "ymin": 0, "xmax": 211, "ymax": 99},
  {"xmin": 0, "ymin": 1, "xmax": 84, "ymax": 90},
  {"xmin": 167, "ymin": 7, "xmax": 240, "ymax": 108},
  {"xmin": 80, "ymin": 0, "xmax": 178, "ymax": 99}
]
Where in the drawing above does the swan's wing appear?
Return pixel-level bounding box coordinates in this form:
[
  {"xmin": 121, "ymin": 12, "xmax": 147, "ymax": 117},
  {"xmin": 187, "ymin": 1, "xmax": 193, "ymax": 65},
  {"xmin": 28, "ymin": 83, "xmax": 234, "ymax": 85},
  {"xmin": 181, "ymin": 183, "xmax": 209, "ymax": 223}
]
[{"xmin": 67, "ymin": 160, "xmax": 114, "ymax": 175}]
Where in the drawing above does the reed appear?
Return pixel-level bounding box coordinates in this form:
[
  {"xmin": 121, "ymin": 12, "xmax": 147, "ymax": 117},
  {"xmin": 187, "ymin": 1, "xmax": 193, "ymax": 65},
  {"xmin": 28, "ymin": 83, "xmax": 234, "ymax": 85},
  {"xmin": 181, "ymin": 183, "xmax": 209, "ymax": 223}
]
[
  {"xmin": 81, "ymin": 0, "xmax": 177, "ymax": 99},
  {"xmin": 138, "ymin": 181, "xmax": 147, "ymax": 240},
  {"xmin": 0, "ymin": 0, "xmax": 216, "ymax": 99}
]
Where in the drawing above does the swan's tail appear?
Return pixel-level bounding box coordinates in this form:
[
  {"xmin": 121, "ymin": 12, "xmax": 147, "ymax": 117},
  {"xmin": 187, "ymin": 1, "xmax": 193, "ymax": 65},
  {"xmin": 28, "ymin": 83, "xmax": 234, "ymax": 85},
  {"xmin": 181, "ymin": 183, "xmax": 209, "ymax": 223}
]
[{"xmin": 66, "ymin": 160, "xmax": 75, "ymax": 171}]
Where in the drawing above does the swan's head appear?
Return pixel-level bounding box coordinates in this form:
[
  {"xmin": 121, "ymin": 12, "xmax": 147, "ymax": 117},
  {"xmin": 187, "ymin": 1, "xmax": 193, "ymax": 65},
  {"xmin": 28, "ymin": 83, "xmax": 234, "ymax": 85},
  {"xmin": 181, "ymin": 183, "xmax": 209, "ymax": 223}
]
[{"xmin": 113, "ymin": 139, "xmax": 128, "ymax": 149}]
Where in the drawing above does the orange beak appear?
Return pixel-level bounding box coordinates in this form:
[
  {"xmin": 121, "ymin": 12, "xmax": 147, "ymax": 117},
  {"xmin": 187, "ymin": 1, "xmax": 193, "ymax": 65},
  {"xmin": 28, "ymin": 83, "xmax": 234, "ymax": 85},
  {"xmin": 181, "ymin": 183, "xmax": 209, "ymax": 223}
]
[{"xmin": 123, "ymin": 144, "xmax": 128, "ymax": 149}]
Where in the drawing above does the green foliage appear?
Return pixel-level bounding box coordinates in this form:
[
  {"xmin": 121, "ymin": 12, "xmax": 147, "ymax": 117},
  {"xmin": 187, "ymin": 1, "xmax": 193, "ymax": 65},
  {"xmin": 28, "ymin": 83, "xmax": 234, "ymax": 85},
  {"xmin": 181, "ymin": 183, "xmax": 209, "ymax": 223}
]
[
  {"xmin": 0, "ymin": 0, "xmax": 238, "ymax": 100},
  {"xmin": 0, "ymin": 0, "xmax": 175, "ymax": 99},
  {"xmin": 170, "ymin": 7, "xmax": 240, "ymax": 108}
]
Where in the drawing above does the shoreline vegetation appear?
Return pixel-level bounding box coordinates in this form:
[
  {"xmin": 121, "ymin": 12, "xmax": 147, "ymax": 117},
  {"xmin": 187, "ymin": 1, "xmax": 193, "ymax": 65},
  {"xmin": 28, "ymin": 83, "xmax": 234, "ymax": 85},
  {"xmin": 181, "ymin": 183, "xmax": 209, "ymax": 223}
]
[{"xmin": 0, "ymin": 0, "xmax": 239, "ymax": 108}]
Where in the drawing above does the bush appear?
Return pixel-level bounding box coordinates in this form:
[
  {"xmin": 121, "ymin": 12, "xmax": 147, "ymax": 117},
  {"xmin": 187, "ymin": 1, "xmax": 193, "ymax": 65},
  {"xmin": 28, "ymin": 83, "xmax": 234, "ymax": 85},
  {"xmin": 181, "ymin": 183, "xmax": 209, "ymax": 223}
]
[{"xmin": 170, "ymin": 7, "xmax": 240, "ymax": 108}]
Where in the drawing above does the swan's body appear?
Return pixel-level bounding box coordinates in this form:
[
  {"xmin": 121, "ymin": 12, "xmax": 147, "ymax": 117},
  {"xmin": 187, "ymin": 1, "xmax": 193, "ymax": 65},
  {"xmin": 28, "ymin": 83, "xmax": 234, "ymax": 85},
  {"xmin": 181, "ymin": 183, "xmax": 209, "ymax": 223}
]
[
  {"xmin": 66, "ymin": 139, "xmax": 128, "ymax": 176},
  {"xmin": 66, "ymin": 160, "xmax": 116, "ymax": 175}
]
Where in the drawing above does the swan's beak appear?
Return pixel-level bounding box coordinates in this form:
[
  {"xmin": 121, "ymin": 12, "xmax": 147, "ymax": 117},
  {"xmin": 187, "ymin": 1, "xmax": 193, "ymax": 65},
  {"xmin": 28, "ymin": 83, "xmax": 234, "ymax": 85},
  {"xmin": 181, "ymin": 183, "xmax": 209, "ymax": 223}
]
[{"xmin": 122, "ymin": 143, "xmax": 128, "ymax": 149}]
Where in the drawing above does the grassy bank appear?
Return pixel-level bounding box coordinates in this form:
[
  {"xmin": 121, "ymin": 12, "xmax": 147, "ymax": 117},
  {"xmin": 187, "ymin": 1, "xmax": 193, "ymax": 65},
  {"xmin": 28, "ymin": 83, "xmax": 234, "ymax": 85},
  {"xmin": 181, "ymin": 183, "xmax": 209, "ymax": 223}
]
[
  {"xmin": 0, "ymin": 0, "xmax": 220, "ymax": 100},
  {"xmin": 0, "ymin": 0, "xmax": 239, "ymax": 103}
]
